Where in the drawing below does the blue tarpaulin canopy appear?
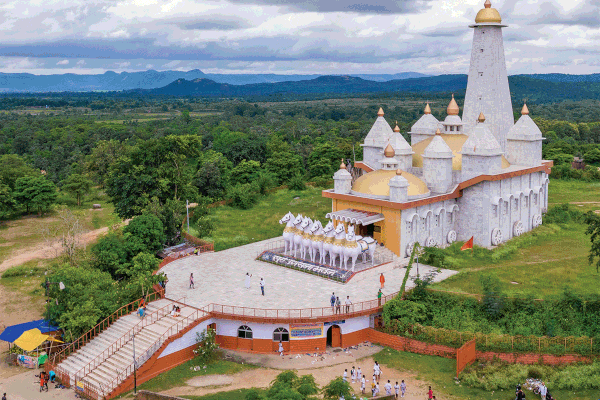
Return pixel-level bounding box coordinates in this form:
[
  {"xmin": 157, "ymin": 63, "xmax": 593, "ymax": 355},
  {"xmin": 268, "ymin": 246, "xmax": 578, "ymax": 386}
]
[{"xmin": 0, "ymin": 320, "xmax": 60, "ymax": 343}]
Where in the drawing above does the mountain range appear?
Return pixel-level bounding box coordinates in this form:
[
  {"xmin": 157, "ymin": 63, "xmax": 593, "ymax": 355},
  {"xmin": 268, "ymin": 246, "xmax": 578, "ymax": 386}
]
[
  {"xmin": 0, "ymin": 69, "xmax": 430, "ymax": 92},
  {"xmin": 128, "ymin": 74, "xmax": 600, "ymax": 104}
]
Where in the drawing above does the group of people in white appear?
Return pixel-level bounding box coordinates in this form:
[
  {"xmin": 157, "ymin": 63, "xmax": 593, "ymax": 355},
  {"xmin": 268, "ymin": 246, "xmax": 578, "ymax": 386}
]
[
  {"xmin": 341, "ymin": 361, "xmax": 407, "ymax": 399},
  {"xmin": 279, "ymin": 212, "xmax": 378, "ymax": 271}
]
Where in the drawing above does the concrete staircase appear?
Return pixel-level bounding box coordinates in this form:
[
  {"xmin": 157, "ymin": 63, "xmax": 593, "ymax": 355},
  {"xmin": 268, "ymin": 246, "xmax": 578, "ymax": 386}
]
[{"xmin": 57, "ymin": 299, "xmax": 200, "ymax": 399}]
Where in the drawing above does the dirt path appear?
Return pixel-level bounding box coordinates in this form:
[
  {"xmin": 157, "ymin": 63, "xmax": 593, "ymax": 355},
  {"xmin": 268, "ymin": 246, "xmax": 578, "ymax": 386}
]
[
  {"xmin": 0, "ymin": 221, "xmax": 129, "ymax": 274},
  {"xmin": 164, "ymin": 356, "xmax": 430, "ymax": 400}
]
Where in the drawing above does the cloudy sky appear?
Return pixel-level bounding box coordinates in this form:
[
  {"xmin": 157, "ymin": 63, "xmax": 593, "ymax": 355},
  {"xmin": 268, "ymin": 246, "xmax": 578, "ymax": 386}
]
[{"xmin": 0, "ymin": 0, "xmax": 599, "ymax": 76}]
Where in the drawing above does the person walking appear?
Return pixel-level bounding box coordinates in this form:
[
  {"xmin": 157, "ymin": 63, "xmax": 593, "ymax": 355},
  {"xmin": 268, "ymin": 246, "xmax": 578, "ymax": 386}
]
[
  {"xmin": 380, "ymin": 273, "xmax": 385, "ymax": 289},
  {"xmin": 330, "ymin": 292, "xmax": 336, "ymax": 312},
  {"xmin": 245, "ymin": 273, "xmax": 252, "ymax": 289},
  {"xmin": 260, "ymin": 278, "xmax": 265, "ymax": 296},
  {"xmin": 335, "ymin": 296, "xmax": 341, "ymax": 314},
  {"xmin": 345, "ymin": 295, "xmax": 352, "ymax": 313},
  {"xmin": 38, "ymin": 372, "xmax": 46, "ymax": 392},
  {"xmin": 350, "ymin": 366, "xmax": 356, "ymax": 383},
  {"xmin": 428, "ymin": 385, "xmax": 433, "ymax": 400},
  {"xmin": 189, "ymin": 273, "xmax": 194, "ymax": 289},
  {"xmin": 278, "ymin": 341, "xmax": 284, "ymax": 357},
  {"xmin": 394, "ymin": 381, "xmax": 400, "ymax": 399},
  {"xmin": 384, "ymin": 380, "xmax": 392, "ymax": 396},
  {"xmin": 360, "ymin": 375, "xmax": 366, "ymax": 394},
  {"xmin": 2, "ymin": 392, "xmax": 6, "ymax": 400},
  {"xmin": 343, "ymin": 369, "xmax": 348, "ymax": 382},
  {"xmin": 377, "ymin": 288, "xmax": 383, "ymax": 307},
  {"xmin": 400, "ymin": 380, "xmax": 406, "ymax": 398},
  {"xmin": 373, "ymin": 361, "xmax": 381, "ymax": 384}
]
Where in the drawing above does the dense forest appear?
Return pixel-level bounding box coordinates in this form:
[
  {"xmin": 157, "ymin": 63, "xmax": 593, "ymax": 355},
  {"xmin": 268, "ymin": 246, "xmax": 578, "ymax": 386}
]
[{"xmin": 1, "ymin": 92, "xmax": 600, "ymax": 338}]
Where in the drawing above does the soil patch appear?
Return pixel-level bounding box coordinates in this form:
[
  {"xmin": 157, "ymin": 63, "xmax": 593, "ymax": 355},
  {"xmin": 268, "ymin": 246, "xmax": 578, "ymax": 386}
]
[{"xmin": 186, "ymin": 374, "xmax": 234, "ymax": 387}]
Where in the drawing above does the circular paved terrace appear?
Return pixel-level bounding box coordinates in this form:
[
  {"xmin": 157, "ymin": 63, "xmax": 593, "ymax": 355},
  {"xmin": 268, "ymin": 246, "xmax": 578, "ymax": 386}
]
[{"xmin": 159, "ymin": 238, "xmax": 458, "ymax": 313}]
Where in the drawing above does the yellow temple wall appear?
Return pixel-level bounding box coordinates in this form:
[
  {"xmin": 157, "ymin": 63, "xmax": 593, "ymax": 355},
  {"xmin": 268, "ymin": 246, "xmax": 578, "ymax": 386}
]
[{"xmin": 331, "ymin": 198, "xmax": 402, "ymax": 256}]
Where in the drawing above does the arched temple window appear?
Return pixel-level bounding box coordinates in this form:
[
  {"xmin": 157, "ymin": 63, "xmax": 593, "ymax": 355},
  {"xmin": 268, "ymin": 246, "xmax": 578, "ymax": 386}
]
[
  {"xmin": 273, "ymin": 327, "xmax": 289, "ymax": 342},
  {"xmin": 238, "ymin": 325, "xmax": 253, "ymax": 339}
]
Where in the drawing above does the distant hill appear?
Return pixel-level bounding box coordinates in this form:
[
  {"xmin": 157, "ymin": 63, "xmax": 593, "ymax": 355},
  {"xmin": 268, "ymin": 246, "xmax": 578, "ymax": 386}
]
[
  {"xmin": 130, "ymin": 74, "xmax": 600, "ymax": 104},
  {"xmin": 513, "ymin": 73, "xmax": 600, "ymax": 83},
  {"xmin": 0, "ymin": 69, "xmax": 431, "ymax": 92}
]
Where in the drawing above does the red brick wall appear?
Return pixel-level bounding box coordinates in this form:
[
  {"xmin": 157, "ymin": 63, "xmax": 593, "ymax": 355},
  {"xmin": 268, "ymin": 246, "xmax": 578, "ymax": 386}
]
[
  {"xmin": 252, "ymin": 339, "xmax": 272, "ymax": 353},
  {"xmin": 290, "ymin": 338, "xmax": 327, "ymax": 353},
  {"xmin": 368, "ymin": 329, "xmax": 590, "ymax": 365},
  {"xmin": 341, "ymin": 328, "xmax": 369, "ymax": 348}
]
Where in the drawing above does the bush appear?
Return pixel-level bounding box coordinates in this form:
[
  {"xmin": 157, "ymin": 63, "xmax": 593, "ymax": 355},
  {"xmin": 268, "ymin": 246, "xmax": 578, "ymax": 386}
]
[
  {"xmin": 288, "ymin": 174, "xmax": 306, "ymax": 191},
  {"xmin": 228, "ymin": 183, "xmax": 259, "ymax": 209},
  {"xmin": 254, "ymin": 171, "xmax": 277, "ymax": 195},
  {"xmin": 194, "ymin": 328, "xmax": 220, "ymax": 365},
  {"xmin": 311, "ymin": 176, "xmax": 332, "ymax": 188},
  {"xmin": 544, "ymin": 203, "xmax": 584, "ymax": 224}
]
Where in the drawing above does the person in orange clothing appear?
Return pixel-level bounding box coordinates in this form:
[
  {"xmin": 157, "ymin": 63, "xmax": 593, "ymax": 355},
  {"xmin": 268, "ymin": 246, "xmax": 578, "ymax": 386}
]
[{"xmin": 380, "ymin": 273, "xmax": 385, "ymax": 289}]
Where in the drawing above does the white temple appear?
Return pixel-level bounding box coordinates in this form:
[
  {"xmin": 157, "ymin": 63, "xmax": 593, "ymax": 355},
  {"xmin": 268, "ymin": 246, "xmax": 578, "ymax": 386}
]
[{"xmin": 323, "ymin": 0, "xmax": 552, "ymax": 257}]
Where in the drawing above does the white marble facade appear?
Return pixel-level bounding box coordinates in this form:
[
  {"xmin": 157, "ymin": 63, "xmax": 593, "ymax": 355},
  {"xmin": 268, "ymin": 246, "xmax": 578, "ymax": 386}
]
[{"xmin": 331, "ymin": 1, "xmax": 551, "ymax": 256}]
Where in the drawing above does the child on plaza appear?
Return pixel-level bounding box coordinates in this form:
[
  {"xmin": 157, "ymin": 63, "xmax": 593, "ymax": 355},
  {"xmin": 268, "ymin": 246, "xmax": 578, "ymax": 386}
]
[{"xmin": 350, "ymin": 366, "xmax": 356, "ymax": 383}]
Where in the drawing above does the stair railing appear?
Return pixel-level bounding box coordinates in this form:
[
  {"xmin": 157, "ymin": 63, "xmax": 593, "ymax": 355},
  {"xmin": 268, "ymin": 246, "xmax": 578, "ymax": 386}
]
[
  {"xmin": 104, "ymin": 305, "xmax": 209, "ymax": 397},
  {"xmin": 50, "ymin": 290, "xmax": 164, "ymax": 369},
  {"xmin": 72, "ymin": 299, "xmax": 182, "ymax": 384}
]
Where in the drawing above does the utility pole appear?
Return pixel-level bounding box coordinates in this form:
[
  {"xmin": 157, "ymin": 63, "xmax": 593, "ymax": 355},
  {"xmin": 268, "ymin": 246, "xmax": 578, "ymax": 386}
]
[
  {"xmin": 133, "ymin": 334, "xmax": 137, "ymax": 394},
  {"xmin": 186, "ymin": 199, "xmax": 190, "ymax": 234}
]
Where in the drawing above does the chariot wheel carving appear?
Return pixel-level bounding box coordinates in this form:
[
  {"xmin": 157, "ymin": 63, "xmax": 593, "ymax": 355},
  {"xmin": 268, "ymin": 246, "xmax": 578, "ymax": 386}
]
[
  {"xmin": 447, "ymin": 230, "xmax": 457, "ymax": 244},
  {"xmin": 532, "ymin": 214, "xmax": 542, "ymax": 228},
  {"xmin": 491, "ymin": 228, "xmax": 503, "ymax": 246},
  {"xmin": 406, "ymin": 241, "xmax": 415, "ymax": 257},
  {"xmin": 513, "ymin": 221, "xmax": 524, "ymax": 237},
  {"xmin": 425, "ymin": 236, "xmax": 436, "ymax": 247}
]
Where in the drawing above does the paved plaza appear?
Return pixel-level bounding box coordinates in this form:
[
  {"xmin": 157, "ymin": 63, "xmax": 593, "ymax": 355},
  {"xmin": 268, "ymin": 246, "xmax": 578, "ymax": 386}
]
[{"xmin": 160, "ymin": 238, "xmax": 458, "ymax": 310}]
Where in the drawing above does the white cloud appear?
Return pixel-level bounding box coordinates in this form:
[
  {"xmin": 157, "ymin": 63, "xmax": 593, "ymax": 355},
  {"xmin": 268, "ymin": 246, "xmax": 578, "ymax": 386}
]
[{"xmin": 56, "ymin": 59, "xmax": 69, "ymax": 65}]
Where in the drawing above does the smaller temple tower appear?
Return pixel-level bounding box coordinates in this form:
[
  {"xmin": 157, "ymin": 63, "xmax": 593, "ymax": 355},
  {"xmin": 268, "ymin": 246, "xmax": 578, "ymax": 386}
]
[
  {"xmin": 388, "ymin": 169, "xmax": 409, "ymax": 202},
  {"xmin": 422, "ymin": 130, "xmax": 454, "ymax": 193},
  {"xmin": 361, "ymin": 107, "xmax": 394, "ymax": 169},
  {"xmin": 461, "ymin": 113, "xmax": 503, "ymax": 180},
  {"xmin": 388, "ymin": 122, "xmax": 414, "ymax": 170},
  {"xmin": 505, "ymin": 104, "xmax": 544, "ymax": 166},
  {"xmin": 440, "ymin": 95, "xmax": 464, "ymax": 134},
  {"xmin": 409, "ymin": 103, "xmax": 439, "ymax": 145},
  {"xmin": 333, "ymin": 159, "xmax": 352, "ymax": 194}
]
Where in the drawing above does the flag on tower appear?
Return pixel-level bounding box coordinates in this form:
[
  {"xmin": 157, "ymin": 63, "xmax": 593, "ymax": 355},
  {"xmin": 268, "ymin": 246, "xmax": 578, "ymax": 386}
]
[{"xmin": 460, "ymin": 236, "xmax": 474, "ymax": 251}]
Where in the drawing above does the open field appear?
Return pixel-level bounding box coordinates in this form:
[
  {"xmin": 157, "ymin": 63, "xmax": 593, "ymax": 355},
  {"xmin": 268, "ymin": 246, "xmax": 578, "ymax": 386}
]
[
  {"xmin": 198, "ymin": 188, "xmax": 331, "ymax": 252},
  {"xmin": 547, "ymin": 180, "xmax": 600, "ymax": 213},
  {"xmin": 94, "ymin": 111, "xmax": 223, "ymax": 124}
]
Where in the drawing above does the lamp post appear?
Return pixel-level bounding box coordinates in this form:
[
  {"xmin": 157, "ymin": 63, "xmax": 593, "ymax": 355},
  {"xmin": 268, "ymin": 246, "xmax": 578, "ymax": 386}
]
[{"xmin": 45, "ymin": 280, "xmax": 66, "ymax": 321}]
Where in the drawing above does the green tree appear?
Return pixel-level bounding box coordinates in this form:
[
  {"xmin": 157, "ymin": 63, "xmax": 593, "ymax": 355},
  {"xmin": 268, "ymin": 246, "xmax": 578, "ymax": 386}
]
[
  {"xmin": 321, "ymin": 377, "xmax": 352, "ymax": 400},
  {"xmin": 92, "ymin": 232, "xmax": 128, "ymax": 277},
  {"xmin": 584, "ymin": 211, "xmax": 600, "ymax": 273},
  {"xmin": 0, "ymin": 183, "xmax": 15, "ymax": 216},
  {"xmin": 86, "ymin": 140, "xmax": 126, "ymax": 186},
  {"xmin": 230, "ymin": 159, "xmax": 261, "ymax": 186},
  {"xmin": 264, "ymin": 136, "xmax": 303, "ymax": 184},
  {"xmin": 120, "ymin": 252, "xmax": 160, "ymax": 278},
  {"xmin": 584, "ymin": 148, "xmax": 600, "ymax": 164},
  {"xmin": 123, "ymin": 214, "xmax": 166, "ymax": 255},
  {"xmin": 142, "ymin": 197, "xmax": 186, "ymax": 244},
  {"xmin": 61, "ymin": 173, "xmax": 93, "ymax": 206},
  {"xmin": 181, "ymin": 109, "xmax": 191, "ymax": 124},
  {"xmin": 195, "ymin": 150, "xmax": 232, "ymax": 200},
  {"xmin": 14, "ymin": 175, "xmax": 57, "ymax": 215},
  {"xmin": 228, "ymin": 184, "xmax": 259, "ymax": 210},
  {"xmin": 0, "ymin": 154, "xmax": 37, "ymax": 190}
]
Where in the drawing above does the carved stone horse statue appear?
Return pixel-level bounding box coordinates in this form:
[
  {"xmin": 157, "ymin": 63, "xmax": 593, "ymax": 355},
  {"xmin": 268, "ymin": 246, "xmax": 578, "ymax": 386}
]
[
  {"xmin": 329, "ymin": 223, "xmax": 347, "ymax": 269},
  {"xmin": 309, "ymin": 220, "xmax": 325, "ymax": 263},
  {"xmin": 291, "ymin": 213, "xmax": 304, "ymax": 257},
  {"xmin": 321, "ymin": 221, "xmax": 336, "ymax": 265},
  {"xmin": 300, "ymin": 216, "xmax": 314, "ymax": 259},
  {"xmin": 279, "ymin": 211, "xmax": 299, "ymax": 255},
  {"xmin": 342, "ymin": 224, "xmax": 377, "ymax": 271}
]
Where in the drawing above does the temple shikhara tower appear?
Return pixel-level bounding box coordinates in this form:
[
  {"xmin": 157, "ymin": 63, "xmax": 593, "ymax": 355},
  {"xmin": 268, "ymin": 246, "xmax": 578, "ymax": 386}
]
[{"xmin": 322, "ymin": 1, "xmax": 552, "ymax": 256}]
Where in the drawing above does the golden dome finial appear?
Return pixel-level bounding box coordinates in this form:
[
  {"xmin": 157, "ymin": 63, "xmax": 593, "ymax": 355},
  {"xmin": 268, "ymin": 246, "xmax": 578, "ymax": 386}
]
[
  {"xmin": 435, "ymin": 128, "xmax": 442, "ymax": 135},
  {"xmin": 478, "ymin": 112, "xmax": 486, "ymax": 123},
  {"xmin": 339, "ymin": 158, "xmax": 346, "ymax": 170},
  {"xmin": 521, "ymin": 103, "xmax": 529, "ymax": 115},
  {"xmin": 447, "ymin": 94, "xmax": 459, "ymax": 116},
  {"xmin": 424, "ymin": 103, "xmax": 432, "ymax": 115},
  {"xmin": 475, "ymin": 0, "xmax": 502, "ymax": 23},
  {"xmin": 396, "ymin": 169, "xmax": 402, "ymax": 176},
  {"xmin": 393, "ymin": 121, "xmax": 400, "ymax": 132},
  {"xmin": 377, "ymin": 107, "xmax": 384, "ymax": 117},
  {"xmin": 384, "ymin": 143, "xmax": 395, "ymax": 158}
]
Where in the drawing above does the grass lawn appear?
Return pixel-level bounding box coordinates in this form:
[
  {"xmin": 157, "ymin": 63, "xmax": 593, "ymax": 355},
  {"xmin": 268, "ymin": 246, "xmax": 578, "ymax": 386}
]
[
  {"xmin": 376, "ymin": 348, "xmax": 598, "ymax": 400},
  {"xmin": 548, "ymin": 179, "xmax": 600, "ymax": 213},
  {"xmin": 0, "ymin": 188, "xmax": 119, "ymax": 262},
  {"xmin": 201, "ymin": 187, "xmax": 331, "ymax": 252},
  {"xmin": 430, "ymin": 222, "xmax": 597, "ymax": 298},
  {"xmin": 135, "ymin": 359, "xmax": 257, "ymax": 393}
]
